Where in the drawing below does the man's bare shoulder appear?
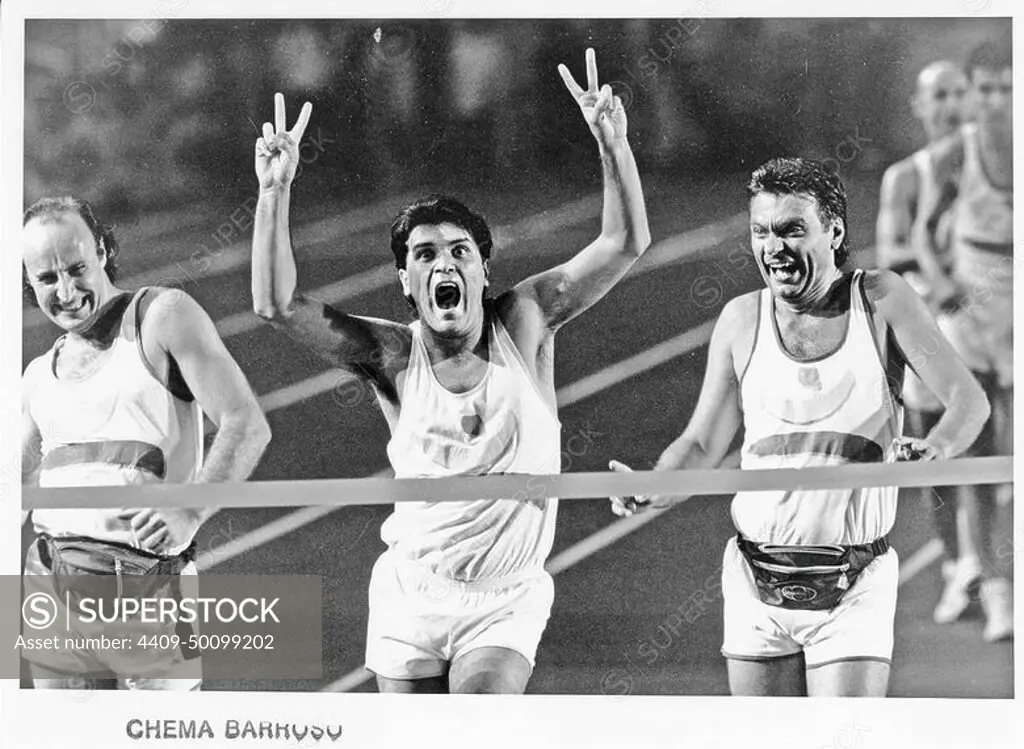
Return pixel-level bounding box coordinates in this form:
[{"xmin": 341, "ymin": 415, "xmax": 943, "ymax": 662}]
[
  {"xmin": 718, "ymin": 290, "xmax": 760, "ymax": 336},
  {"xmin": 492, "ymin": 286, "xmax": 547, "ymax": 336},
  {"xmin": 22, "ymin": 352, "xmax": 51, "ymax": 386},
  {"xmin": 139, "ymin": 286, "xmax": 205, "ymax": 326},
  {"xmin": 880, "ymin": 156, "xmax": 919, "ymax": 199},
  {"xmin": 861, "ymin": 267, "xmax": 904, "ymax": 295},
  {"xmin": 860, "ymin": 268, "xmax": 919, "ymax": 320}
]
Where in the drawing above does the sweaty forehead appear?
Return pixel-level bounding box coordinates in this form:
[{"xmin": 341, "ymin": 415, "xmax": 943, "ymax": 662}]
[
  {"xmin": 407, "ymin": 222, "xmax": 475, "ymax": 249},
  {"xmin": 749, "ymin": 192, "xmax": 820, "ymax": 225},
  {"xmin": 22, "ymin": 213, "xmax": 97, "ymax": 264}
]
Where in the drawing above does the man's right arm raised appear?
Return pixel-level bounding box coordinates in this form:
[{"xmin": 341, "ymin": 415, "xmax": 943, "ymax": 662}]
[{"xmin": 250, "ymin": 94, "xmax": 408, "ymax": 385}]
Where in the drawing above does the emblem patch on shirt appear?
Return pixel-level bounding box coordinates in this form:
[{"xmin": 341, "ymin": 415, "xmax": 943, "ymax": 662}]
[
  {"xmin": 461, "ymin": 413, "xmax": 483, "ymax": 438},
  {"xmin": 798, "ymin": 366, "xmax": 822, "ymax": 391}
]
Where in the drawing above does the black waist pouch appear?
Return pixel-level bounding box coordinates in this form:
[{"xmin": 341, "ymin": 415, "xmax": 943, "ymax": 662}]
[
  {"xmin": 736, "ymin": 534, "xmax": 889, "ymax": 612},
  {"xmin": 34, "ymin": 535, "xmax": 200, "ymax": 659},
  {"xmin": 36, "ymin": 535, "xmax": 195, "ymax": 590}
]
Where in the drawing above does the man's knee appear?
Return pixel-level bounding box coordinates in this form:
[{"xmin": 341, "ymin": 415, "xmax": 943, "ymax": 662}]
[
  {"xmin": 376, "ymin": 674, "xmax": 448, "ymax": 694},
  {"xmin": 806, "ymin": 659, "xmax": 890, "ymax": 697},
  {"xmin": 451, "ymin": 668, "xmax": 523, "ymax": 694},
  {"xmin": 449, "ymin": 648, "xmax": 531, "ymax": 694}
]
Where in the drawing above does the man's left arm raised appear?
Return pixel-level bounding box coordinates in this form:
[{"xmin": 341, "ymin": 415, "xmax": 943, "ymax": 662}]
[{"xmin": 511, "ymin": 48, "xmax": 652, "ymax": 331}]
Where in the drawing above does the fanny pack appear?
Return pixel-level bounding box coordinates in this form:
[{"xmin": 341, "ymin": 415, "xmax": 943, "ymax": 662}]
[
  {"xmin": 33, "ymin": 534, "xmax": 200, "ymax": 659},
  {"xmin": 736, "ymin": 534, "xmax": 889, "ymax": 612},
  {"xmin": 36, "ymin": 534, "xmax": 194, "ymax": 583}
]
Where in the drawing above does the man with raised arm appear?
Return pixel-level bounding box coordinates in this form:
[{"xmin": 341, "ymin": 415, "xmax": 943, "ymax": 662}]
[
  {"xmin": 21, "ymin": 196, "xmax": 271, "ymax": 690},
  {"xmin": 875, "ymin": 61, "xmax": 972, "ymax": 627},
  {"xmin": 251, "ymin": 49, "xmax": 650, "ymax": 694},
  {"xmin": 611, "ymin": 158, "xmax": 988, "ymax": 697},
  {"xmin": 912, "ymin": 39, "xmax": 1014, "ymax": 643}
]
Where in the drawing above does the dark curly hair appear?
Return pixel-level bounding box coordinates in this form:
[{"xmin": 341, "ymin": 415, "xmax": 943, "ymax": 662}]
[
  {"xmin": 22, "ymin": 196, "xmax": 119, "ymax": 307},
  {"xmin": 389, "ymin": 194, "xmax": 494, "ymax": 310},
  {"xmin": 747, "ymin": 157, "xmax": 850, "ymax": 267}
]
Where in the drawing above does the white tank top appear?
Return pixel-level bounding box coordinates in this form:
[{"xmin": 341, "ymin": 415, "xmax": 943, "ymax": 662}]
[
  {"xmin": 732, "ymin": 271, "xmax": 902, "ymax": 545},
  {"xmin": 382, "ymin": 310, "xmax": 562, "ymax": 582},
  {"xmin": 28, "ymin": 289, "xmax": 204, "ymax": 554},
  {"xmin": 952, "ymin": 124, "xmax": 1013, "ymax": 290}
]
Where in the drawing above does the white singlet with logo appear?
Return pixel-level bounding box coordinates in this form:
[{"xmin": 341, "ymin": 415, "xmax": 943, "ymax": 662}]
[
  {"xmin": 732, "ymin": 270, "xmax": 902, "ymax": 546},
  {"xmin": 382, "ymin": 312, "xmax": 562, "ymax": 582},
  {"xmin": 27, "ymin": 289, "xmax": 204, "ymax": 554}
]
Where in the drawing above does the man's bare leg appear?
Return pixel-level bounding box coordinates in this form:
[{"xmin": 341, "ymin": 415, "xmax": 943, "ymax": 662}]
[
  {"xmin": 376, "ymin": 674, "xmax": 448, "ymax": 693},
  {"xmin": 727, "ymin": 653, "xmax": 806, "ymax": 696},
  {"xmin": 806, "ymin": 659, "xmax": 890, "ymax": 697},
  {"xmin": 449, "ymin": 647, "xmax": 532, "ymax": 694}
]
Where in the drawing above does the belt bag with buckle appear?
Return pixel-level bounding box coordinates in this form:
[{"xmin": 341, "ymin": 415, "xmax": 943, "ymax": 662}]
[
  {"xmin": 37, "ymin": 535, "xmax": 195, "ymax": 591},
  {"xmin": 35, "ymin": 535, "xmax": 201, "ymax": 660},
  {"xmin": 736, "ymin": 534, "xmax": 889, "ymax": 612}
]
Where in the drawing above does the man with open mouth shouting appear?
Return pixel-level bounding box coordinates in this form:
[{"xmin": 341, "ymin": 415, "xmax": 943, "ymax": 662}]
[
  {"xmin": 609, "ymin": 158, "xmax": 989, "ymax": 697},
  {"xmin": 250, "ymin": 48, "xmax": 650, "ymax": 694}
]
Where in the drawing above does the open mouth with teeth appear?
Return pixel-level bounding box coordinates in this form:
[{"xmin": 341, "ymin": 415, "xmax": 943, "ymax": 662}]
[
  {"xmin": 433, "ymin": 281, "xmax": 462, "ymax": 310},
  {"xmin": 56, "ymin": 299, "xmax": 88, "ymax": 315},
  {"xmin": 766, "ymin": 258, "xmax": 802, "ymax": 285}
]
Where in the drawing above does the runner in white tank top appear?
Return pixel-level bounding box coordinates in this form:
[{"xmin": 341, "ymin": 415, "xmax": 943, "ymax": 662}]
[
  {"xmin": 250, "ymin": 49, "xmax": 652, "ymax": 693},
  {"xmin": 28, "ymin": 289, "xmax": 204, "ymax": 552},
  {"xmin": 384, "ymin": 310, "xmax": 561, "ymax": 582},
  {"xmin": 912, "ymin": 40, "xmax": 1014, "ymax": 643},
  {"xmin": 611, "ymin": 158, "xmax": 989, "ymax": 697},
  {"xmin": 22, "ymin": 198, "xmax": 270, "ymax": 691},
  {"xmin": 874, "ymin": 61, "xmax": 973, "ymax": 628},
  {"xmin": 732, "ymin": 270, "xmax": 901, "ymax": 546}
]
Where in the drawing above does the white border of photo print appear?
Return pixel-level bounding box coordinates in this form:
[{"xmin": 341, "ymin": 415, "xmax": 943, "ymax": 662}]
[{"xmin": 2, "ymin": 2, "xmax": 1020, "ymax": 749}]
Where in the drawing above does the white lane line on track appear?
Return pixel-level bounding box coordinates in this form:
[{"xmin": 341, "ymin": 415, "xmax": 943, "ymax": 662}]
[
  {"xmin": 545, "ymin": 451, "xmax": 743, "ymax": 576},
  {"xmin": 898, "ymin": 538, "xmax": 944, "ymax": 585},
  {"xmin": 195, "ymin": 506, "xmax": 336, "ymax": 572},
  {"xmin": 556, "ymin": 321, "xmax": 716, "ymax": 408}
]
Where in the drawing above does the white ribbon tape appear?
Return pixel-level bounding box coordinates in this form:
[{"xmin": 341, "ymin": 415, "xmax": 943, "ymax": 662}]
[{"xmin": 22, "ymin": 456, "xmax": 1013, "ymax": 510}]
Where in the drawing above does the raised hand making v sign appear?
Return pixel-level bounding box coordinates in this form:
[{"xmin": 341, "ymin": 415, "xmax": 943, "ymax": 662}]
[
  {"xmin": 558, "ymin": 47, "xmax": 628, "ymax": 149},
  {"xmin": 255, "ymin": 93, "xmax": 313, "ymax": 191},
  {"xmin": 249, "ymin": 49, "xmax": 650, "ymax": 696}
]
